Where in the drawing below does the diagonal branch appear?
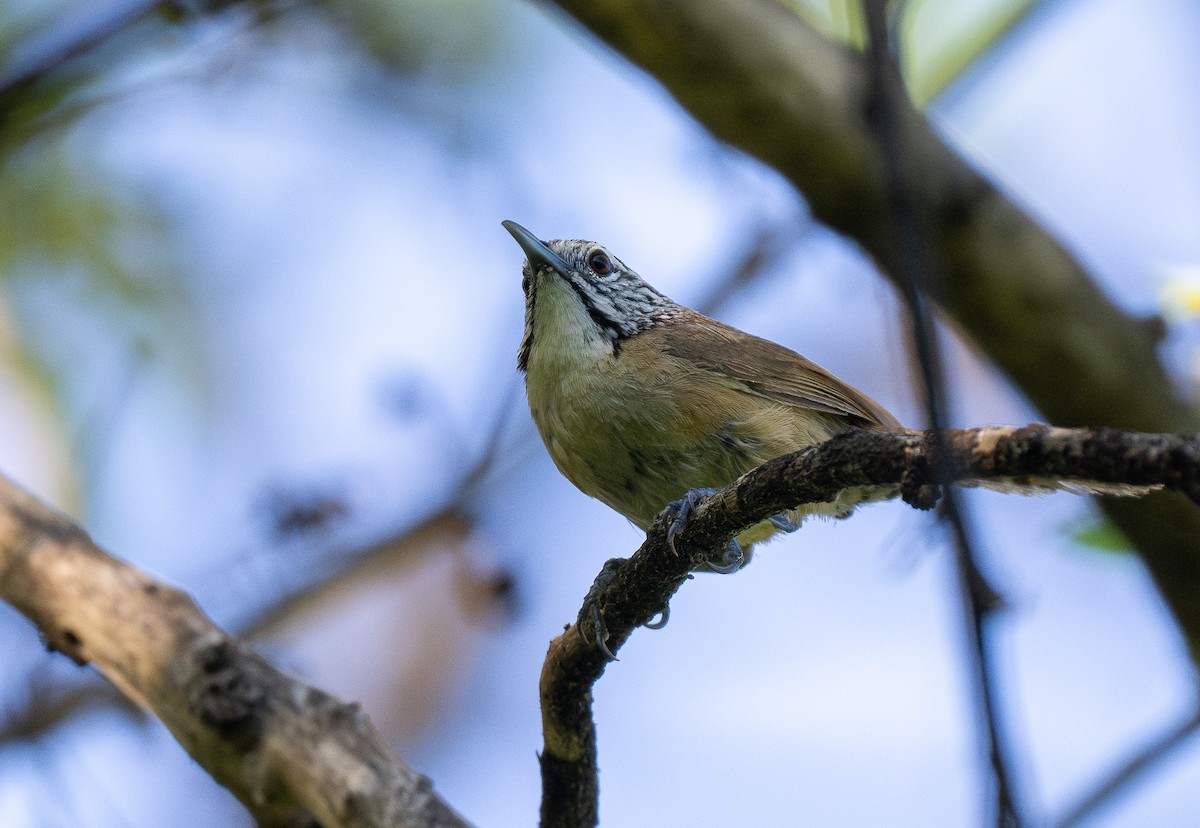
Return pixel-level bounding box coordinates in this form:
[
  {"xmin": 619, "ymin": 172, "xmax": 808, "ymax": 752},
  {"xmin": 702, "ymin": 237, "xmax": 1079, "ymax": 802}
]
[
  {"xmin": 539, "ymin": 424, "xmax": 1200, "ymax": 827},
  {"xmin": 1053, "ymin": 705, "xmax": 1200, "ymax": 828},
  {"xmin": 0, "ymin": 474, "xmax": 471, "ymax": 828}
]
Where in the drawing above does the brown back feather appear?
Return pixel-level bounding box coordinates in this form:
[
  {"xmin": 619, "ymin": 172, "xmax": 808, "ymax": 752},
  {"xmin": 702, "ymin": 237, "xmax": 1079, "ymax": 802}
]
[{"xmin": 657, "ymin": 309, "xmax": 901, "ymax": 430}]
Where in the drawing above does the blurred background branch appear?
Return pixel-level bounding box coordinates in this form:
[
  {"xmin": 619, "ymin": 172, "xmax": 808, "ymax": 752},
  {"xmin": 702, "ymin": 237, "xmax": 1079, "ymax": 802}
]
[
  {"xmin": 0, "ymin": 473, "xmax": 471, "ymax": 827},
  {"xmin": 2, "ymin": 0, "xmax": 1199, "ymax": 825}
]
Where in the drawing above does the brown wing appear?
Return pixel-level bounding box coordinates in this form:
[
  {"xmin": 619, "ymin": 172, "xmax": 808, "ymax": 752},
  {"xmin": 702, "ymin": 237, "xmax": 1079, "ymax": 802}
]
[{"xmin": 657, "ymin": 308, "xmax": 901, "ymax": 430}]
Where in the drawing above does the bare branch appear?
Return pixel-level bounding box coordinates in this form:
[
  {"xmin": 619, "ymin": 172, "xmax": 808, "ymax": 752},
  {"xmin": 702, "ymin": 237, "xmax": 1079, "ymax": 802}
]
[
  {"xmin": 539, "ymin": 425, "xmax": 1200, "ymax": 825},
  {"xmin": 0, "ymin": 474, "xmax": 471, "ymax": 828}
]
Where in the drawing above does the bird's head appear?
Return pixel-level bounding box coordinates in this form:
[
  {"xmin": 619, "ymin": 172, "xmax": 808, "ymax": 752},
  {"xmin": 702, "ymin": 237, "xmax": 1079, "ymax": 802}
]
[{"xmin": 502, "ymin": 220, "xmax": 677, "ymax": 371}]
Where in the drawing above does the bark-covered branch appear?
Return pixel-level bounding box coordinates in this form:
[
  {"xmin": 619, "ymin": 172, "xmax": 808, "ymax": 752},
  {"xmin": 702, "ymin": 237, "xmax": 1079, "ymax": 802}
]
[
  {"xmin": 540, "ymin": 0, "xmax": 1200, "ymax": 663},
  {"xmin": 539, "ymin": 424, "xmax": 1200, "ymax": 827},
  {"xmin": 0, "ymin": 474, "xmax": 470, "ymax": 828}
]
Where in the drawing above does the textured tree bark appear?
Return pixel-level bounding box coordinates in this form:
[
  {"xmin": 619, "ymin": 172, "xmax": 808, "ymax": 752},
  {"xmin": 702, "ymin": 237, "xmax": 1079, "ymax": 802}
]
[
  {"xmin": 0, "ymin": 474, "xmax": 471, "ymax": 828},
  {"xmin": 542, "ymin": 0, "xmax": 1200, "ymax": 659}
]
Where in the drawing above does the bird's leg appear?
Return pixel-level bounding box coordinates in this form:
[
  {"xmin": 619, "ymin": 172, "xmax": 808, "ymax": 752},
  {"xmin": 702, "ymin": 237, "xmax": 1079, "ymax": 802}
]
[
  {"xmin": 576, "ymin": 557, "xmax": 624, "ymax": 660},
  {"xmin": 665, "ymin": 487, "xmax": 746, "ymax": 573}
]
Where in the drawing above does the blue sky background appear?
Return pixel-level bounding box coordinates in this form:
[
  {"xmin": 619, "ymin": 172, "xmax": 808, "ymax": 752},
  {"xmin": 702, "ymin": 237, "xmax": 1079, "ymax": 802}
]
[{"xmin": 1, "ymin": 0, "xmax": 1199, "ymax": 825}]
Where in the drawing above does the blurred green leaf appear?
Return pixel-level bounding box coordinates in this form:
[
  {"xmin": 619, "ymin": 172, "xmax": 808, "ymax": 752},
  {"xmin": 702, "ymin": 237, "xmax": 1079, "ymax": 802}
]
[
  {"xmin": 781, "ymin": 1, "xmax": 1044, "ymax": 105},
  {"xmin": 900, "ymin": 0, "xmax": 1042, "ymax": 105},
  {"xmin": 0, "ymin": 133, "xmax": 199, "ymax": 513},
  {"xmin": 0, "ymin": 149, "xmax": 166, "ymax": 305},
  {"xmin": 1068, "ymin": 516, "xmax": 1134, "ymax": 555},
  {"xmin": 783, "ymin": 0, "xmax": 866, "ymax": 47},
  {"xmin": 0, "ymin": 63, "xmax": 107, "ymax": 152}
]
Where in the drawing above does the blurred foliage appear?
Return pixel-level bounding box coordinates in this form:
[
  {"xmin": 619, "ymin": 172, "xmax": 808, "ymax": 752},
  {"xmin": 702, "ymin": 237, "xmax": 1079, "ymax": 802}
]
[
  {"xmin": 0, "ymin": 1, "xmax": 165, "ymax": 149},
  {"xmin": 1159, "ymin": 265, "xmax": 1200, "ymax": 321},
  {"xmin": 325, "ymin": 0, "xmax": 508, "ymax": 79},
  {"xmin": 0, "ymin": 68, "xmax": 98, "ymax": 150},
  {"xmin": 0, "ymin": 0, "xmax": 512, "ymax": 511},
  {"xmin": 0, "ymin": 0, "xmax": 78, "ymax": 56},
  {"xmin": 900, "ymin": 0, "xmax": 1042, "ymax": 104},
  {"xmin": 785, "ymin": 0, "xmax": 866, "ymax": 46},
  {"xmin": 784, "ymin": 0, "xmax": 1044, "ymax": 104},
  {"xmin": 0, "ymin": 151, "xmax": 165, "ymax": 306},
  {"xmin": 1068, "ymin": 515, "xmax": 1134, "ymax": 555},
  {"xmin": 0, "ymin": 126, "xmax": 194, "ymax": 507}
]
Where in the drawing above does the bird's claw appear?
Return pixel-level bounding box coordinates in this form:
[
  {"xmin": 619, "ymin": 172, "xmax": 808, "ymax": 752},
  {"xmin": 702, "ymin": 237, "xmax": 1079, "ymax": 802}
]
[
  {"xmin": 769, "ymin": 512, "xmax": 800, "ymax": 533},
  {"xmin": 584, "ymin": 600, "xmax": 618, "ymax": 661},
  {"xmin": 577, "ymin": 557, "xmax": 624, "ymax": 660},
  {"xmin": 703, "ymin": 538, "xmax": 745, "ymax": 573},
  {"xmin": 576, "ymin": 556, "xmax": 676, "ymax": 659},
  {"xmin": 666, "ymin": 487, "xmax": 718, "ymax": 554},
  {"xmin": 645, "ymin": 604, "xmax": 670, "ymax": 630},
  {"xmin": 665, "ymin": 488, "xmax": 747, "ymax": 573}
]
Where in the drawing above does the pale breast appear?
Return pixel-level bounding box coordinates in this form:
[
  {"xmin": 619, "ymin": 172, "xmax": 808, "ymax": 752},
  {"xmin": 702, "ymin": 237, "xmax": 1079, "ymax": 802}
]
[
  {"xmin": 525, "ymin": 332, "xmax": 855, "ymax": 529},
  {"xmin": 527, "ymin": 345, "xmax": 678, "ymax": 527}
]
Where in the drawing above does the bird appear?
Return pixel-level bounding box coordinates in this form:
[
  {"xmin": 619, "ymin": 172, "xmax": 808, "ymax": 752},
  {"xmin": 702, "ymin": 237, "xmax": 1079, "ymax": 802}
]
[{"xmin": 502, "ymin": 220, "xmax": 901, "ymax": 573}]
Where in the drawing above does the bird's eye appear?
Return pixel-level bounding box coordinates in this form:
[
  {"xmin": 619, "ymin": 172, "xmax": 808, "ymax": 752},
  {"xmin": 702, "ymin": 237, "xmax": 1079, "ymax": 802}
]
[{"xmin": 587, "ymin": 250, "xmax": 613, "ymax": 275}]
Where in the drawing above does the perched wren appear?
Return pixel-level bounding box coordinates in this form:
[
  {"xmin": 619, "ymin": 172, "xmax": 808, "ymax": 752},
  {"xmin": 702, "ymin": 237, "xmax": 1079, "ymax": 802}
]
[{"xmin": 502, "ymin": 221, "xmax": 900, "ymax": 571}]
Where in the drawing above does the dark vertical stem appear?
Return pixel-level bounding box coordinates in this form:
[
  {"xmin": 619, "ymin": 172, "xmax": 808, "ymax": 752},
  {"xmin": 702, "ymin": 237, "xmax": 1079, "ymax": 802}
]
[
  {"xmin": 539, "ymin": 746, "xmax": 599, "ymax": 828},
  {"xmin": 860, "ymin": 2, "xmax": 1026, "ymax": 826}
]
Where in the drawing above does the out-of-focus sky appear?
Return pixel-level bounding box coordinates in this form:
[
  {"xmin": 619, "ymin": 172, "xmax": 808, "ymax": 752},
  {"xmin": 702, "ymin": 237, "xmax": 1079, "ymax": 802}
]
[{"xmin": 1, "ymin": 0, "xmax": 1199, "ymax": 826}]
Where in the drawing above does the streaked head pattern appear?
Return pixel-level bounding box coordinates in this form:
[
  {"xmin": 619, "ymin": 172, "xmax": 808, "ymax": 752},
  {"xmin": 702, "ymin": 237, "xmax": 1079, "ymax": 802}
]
[{"xmin": 502, "ymin": 221, "xmax": 679, "ymax": 370}]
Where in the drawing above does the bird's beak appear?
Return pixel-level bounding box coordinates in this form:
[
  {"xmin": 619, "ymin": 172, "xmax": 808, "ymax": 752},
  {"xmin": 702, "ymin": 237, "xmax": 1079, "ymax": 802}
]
[{"xmin": 502, "ymin": 220, "xmax": 570, "ymax": 277}]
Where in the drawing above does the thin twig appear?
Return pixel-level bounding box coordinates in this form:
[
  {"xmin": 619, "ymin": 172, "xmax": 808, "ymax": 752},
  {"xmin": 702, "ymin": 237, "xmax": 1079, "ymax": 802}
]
[
  {"xmin": 0, "ymin": 0, "xmax": 166, "ymax": 106},
  {"xmin": 693, "ymin": 218, "xmax": 808, "ymax": 318},
  {"xmin": 1, "ymin": 369, "xmax": 523, "ymax": 745},
  {"xmin": 0, "ymin": 671, "xmax": 142, "ymax": 745},
  {"xmin": 1053, "ymin": 707, "xmax": 1200, "ymax": 828},
  {"xmin": 856, "ymin": 3, "xmax": 1024, "ymax": 825}
]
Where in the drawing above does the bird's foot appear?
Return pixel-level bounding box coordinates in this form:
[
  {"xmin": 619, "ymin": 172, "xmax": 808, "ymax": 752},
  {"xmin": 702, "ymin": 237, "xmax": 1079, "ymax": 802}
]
[
  {"xmin": 576, "ymin": 557, "xmax": 673, "ymax": 660},
  {"xmin": 665, "ymin": 487, "xmax": 717, "ymax": 554},
  {"xmin": 769, "ymin": 513, "xmax": 800, "ymax": 533},
  {"xmin": 665, "ymin": 487, "xmax": 746, "ymax": 573},
  {"xmin": 577, "ymin": 557, "xmax": 623, "ymax": 660},
  {"xmin": 703, "ymin": 538, "xmax": 745, "ymax": 573},
  {"xmin": 576, "ymin": 557, "xmax": 624, "ymax": 660}
]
